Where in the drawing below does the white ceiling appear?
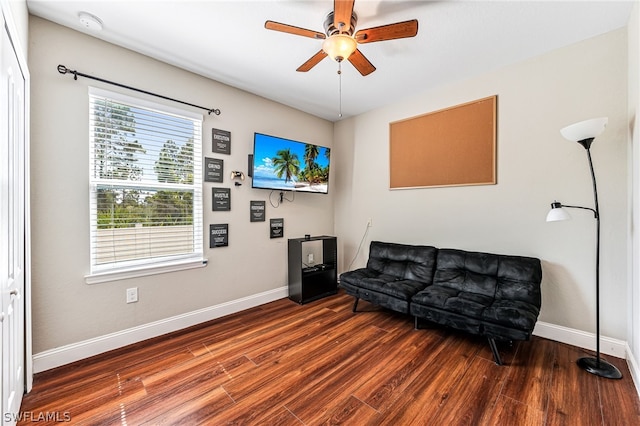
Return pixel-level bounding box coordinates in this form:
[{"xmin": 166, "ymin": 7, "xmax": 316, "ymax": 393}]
[{"xmin": 27, "ymin": 0, "xmax": 634, "ymax": 122}]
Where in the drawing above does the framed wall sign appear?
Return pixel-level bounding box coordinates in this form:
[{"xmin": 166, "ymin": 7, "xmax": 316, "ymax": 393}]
[
  {"xmin": 250, "ymin": 201, "xmax": 266, "ymax": 222},
  {"xmin": 204, "ymin": 157, "xmax": 224, "ymax": 183},
  {"xmin": 209, "ymin": 224, "xmax": 229, "ymax": 248},
  {"xmin": 212, "ymin": 128, "xmax": 231, "ymax": 155},
  {"xmin": 270, "ymin": 218, "xmax": 284, "ymax": 239},
  {"xmin": 212, "ymin": 188, "xmax": 231, "ymax": 211}
]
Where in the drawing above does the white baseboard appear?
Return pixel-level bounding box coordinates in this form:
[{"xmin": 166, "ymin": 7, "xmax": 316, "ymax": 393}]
[
  {"xmin": 626, "ymin": 343, "xmax": 640, "ymax": 397},
  {"xmin": 32, "ymin": 286, "xmax": 288, "ymax": 373},
  {"xmin": 533, "ymin": 321, "xmax": 627, "ymax": 358},
  {"xmin": 534, "ymin": 322, "xmax": 640, "ymax": 400}
]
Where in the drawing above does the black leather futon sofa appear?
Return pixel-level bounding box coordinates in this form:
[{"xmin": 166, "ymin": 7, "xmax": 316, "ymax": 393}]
[{"xmin": 339, "ymin": 241, "xmax": 542, "ymax": 365}]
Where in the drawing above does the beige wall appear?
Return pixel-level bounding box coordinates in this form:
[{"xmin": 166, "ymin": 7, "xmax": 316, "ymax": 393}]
[
  {"xmin": 628, "ymin": 1, "xmax": 639, "ymax": 367},
  {"xmin": 28, "ymin": 16, "xmax": 334, "ymax": 353},
  {"xmin": 334, "ymin": 28, "xmax": 629, "ymax": 340}
]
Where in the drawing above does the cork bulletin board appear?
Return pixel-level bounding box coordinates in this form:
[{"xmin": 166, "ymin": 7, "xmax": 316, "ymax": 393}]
[{"xmin": 389, "ymin": 95, "xmax": 497, "ymax": 189}]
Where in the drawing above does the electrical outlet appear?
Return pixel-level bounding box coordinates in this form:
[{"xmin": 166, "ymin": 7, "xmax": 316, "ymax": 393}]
[
  {"xmin": 126, "ymin": 287, "xmax": 138, "ymax": 304},
  {"xmin": 308, "ymin": 253, "xmax": 314, "ymax": 264},
  {"xmin": 367, "ymin": 218, "xmax": 373, "ymax": 227}
]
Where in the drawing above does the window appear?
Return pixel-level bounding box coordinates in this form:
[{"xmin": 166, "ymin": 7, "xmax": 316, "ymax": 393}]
[{"xmin": 87, "ymin": 88, "xmax": 204, "ymax": 283}]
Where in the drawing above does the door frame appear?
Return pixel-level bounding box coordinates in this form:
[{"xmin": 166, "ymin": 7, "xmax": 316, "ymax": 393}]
[{"xmin": 1, "ymin": 0, "xmax": 32, "ymax": 393}]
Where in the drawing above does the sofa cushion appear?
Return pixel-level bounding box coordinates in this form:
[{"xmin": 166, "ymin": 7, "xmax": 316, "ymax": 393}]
[
  {"xmin": 412, "ymin": 286, "xmax": 494, "ymax": 318},
  {"xmin": 341, "ymin": 267, "xmax": 427, "ymax": 302},
  {"xmin": 358, "ymin": 277, "xmax": 426, "ymax": 300},
  {"xmin": 339, "ymin": 267, "xmax": 380, "ymax": 288},
  {"xmin": 432, "ymin": 249, "xmax": 500, "ymax": 297},
  {"xmin": 433, "ymin": 249, "xmax": 541, "ymax": 306},
  {"xmin": 494, "ymin": 257, "xmax": 542, "ymax": 306},
  {"xmin": 366, "ymin": 241, "xmax": 437, "ymax": 284},
  {"xmin": 482, "ymin": 299, "xmax": 540, "ymax": 331}
]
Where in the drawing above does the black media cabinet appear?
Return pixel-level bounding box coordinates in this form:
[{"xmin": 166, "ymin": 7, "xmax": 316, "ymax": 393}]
[{"xmin": 287, "ymin": 236, "xmax": 337, "ymax": 304}]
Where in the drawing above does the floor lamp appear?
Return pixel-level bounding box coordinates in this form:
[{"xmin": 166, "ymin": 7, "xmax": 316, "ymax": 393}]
[{"xmin": 546, "ymin": 117, "xmax": 622, "ymax": 380}]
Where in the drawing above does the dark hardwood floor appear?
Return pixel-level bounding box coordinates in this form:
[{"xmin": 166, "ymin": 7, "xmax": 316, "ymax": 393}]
[{"xmin": 19, "ymin": 291, "xmax": 640, "ymax": 425}]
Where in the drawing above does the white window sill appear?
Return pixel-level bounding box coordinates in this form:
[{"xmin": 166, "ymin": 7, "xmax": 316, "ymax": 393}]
[{"xmin": 85, "ymin": 258, "xmax": 208, "ymax": 285}]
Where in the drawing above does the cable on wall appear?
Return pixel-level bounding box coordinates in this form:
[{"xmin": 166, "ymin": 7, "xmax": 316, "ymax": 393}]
[
  {"xmin": 346, "ymin": 221, "xmax": 371, "ymax": 271},
  {"xmin": 269, "ymin": 190, "xmax": 295, "ymax": 208},
  {"xmin": 57, "ymin": 64, "xmax": 221, "ymax": 116}
]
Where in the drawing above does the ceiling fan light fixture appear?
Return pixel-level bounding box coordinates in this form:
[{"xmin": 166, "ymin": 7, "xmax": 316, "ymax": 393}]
[{"xmin": 322, "ymin": 34, "xmax": 357, "ymax": 62}]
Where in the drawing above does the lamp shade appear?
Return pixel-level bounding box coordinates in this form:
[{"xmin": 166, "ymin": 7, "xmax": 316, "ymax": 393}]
[
  {"xmin": 322, "ymin": 34, "xmax": 357, "ymax": 62},
  {"xmin": 560, "ymin": 117, "xmax": 608, "ymax": 142},
  {"xmin": 546, "ymin": 201, "xmax": 571, "ymax": 222}
]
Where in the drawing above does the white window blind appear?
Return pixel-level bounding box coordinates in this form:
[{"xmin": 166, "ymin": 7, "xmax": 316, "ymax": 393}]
[{"xmin": 88, "ymin": 88, "xmax": 203, "ymax": 276}]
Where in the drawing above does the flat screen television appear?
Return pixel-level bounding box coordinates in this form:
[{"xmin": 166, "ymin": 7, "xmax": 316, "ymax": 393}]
[{"xmin": 251, "ymin": 132, "xmax": 330, "ymax": 194}]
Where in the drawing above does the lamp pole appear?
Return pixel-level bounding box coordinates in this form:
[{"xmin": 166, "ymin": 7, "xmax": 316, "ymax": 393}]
[
  {"xmin": 576, "ymin": 141, "xmax": 613, "ymax": 377},
  {"xmin": 547, "ymin": 117, "xmax": 622, "ymax": 379},
  {"xmin": 574, "ymin": 143, "xmax": 621, "ymax": 378}
]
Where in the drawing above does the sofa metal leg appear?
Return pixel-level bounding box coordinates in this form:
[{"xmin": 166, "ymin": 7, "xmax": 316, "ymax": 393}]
[
  {"xmin": 352, "ymin": 297, "xmax": 359, "ymax": 313},
  {"xmin": 414, "ymin": 316, "xmax": 420, "ymax": 330},
  {"xmin": 488, "ymin": 337, "xmax": 503, "ymax": 366}
]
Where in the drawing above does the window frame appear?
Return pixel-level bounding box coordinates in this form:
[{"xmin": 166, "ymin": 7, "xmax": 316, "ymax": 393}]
[{"xmin": 85, "ymin": 87, "xmax": 205, "ymax": 284}]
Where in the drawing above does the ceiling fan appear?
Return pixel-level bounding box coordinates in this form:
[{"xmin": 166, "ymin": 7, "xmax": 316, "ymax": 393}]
[{"xmin": 265, "ymin": 0, "xmax": 418, "ymax": 76}]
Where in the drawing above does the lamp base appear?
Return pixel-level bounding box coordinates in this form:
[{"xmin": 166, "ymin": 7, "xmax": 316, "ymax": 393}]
[{"xmin": 577, "ymin": 356, "xmax": 622, "ymax": 379}]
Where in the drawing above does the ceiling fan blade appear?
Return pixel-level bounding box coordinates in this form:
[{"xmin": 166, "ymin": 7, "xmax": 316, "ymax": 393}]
[
  {"xmin": 297, "ymin": 50, "xmax": 328, "ymax": 72},
  {"xmin": 355, "ymin": 19, "xmax": 418, "ymax": 44},
  {"xmin": 348, "ymin": 49, "xmax": 376, "ymax": 76},
  {"xmin": 334, "ymin": 0, "xmax": 355, "ymax": 33},
  {"xmin": 265, "ymin": 21, "xmax": 326, "ymax": 39}
]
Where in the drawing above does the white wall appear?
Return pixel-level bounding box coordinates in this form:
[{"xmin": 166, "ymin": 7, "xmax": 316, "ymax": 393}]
[
  {"xmin": 628, "ymin": 0, "xmax": 640, "ymax": 387},
  {"xmin": 334, "ymin": 29, "xmax": 628, "ymax": 341},
  {"xmin": 28, "ymin": 16, "xmax": 334, "ymax": 354}
]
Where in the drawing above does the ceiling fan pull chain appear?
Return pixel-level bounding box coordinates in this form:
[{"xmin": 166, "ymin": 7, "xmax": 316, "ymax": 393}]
[{"xmin": 338, "ymin": 62, "xmax": 343, "ymax": 118}]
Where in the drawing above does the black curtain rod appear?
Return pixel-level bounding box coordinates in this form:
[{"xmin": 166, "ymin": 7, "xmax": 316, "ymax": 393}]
[{"xmin": 57, "ymin": 64, "xmax": 221, "ymax": 116}]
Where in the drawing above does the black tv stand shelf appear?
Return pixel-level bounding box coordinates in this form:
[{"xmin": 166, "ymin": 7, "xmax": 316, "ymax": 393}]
[
  {"xmin": 288, "ymin": 236, "xmax": 337, "ymax": 304},
  {"xmin": 302, "ymin": 263, "xmax": 334, "ymax": 274}
]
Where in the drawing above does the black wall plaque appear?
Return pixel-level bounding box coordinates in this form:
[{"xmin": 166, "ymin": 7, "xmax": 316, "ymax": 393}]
[
  {"xmin": 205, "ymin": 157, "xmax": 224, "ymax": 183},
  {"xmin": 270, "ymin": 218, "xmax": 284, "ymax": 239},
  {"xmin": 209, "ymin": 224, "xmax": 229, "ymax": 247},
  {"xmin": 250, "ymin": 201, "xmax": 265, "ymax": 222},
  {"xmin": 212, "ymin": 128, "xmax": 231, "ymax": 154},
  {"xmin": 212, "ymin": 188, "xmax": 231, "ymax": 211}
]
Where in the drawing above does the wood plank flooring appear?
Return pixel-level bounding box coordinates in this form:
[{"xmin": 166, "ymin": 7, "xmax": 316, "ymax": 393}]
[{"xmin": 19, "ymin": 291, "xmax": 640, "ymax": 425}]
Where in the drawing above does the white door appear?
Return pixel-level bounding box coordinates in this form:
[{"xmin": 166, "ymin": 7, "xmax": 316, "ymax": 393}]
[{"xmin": 1, "ymin": 17, "xmax": 26, "ymax": 425}]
